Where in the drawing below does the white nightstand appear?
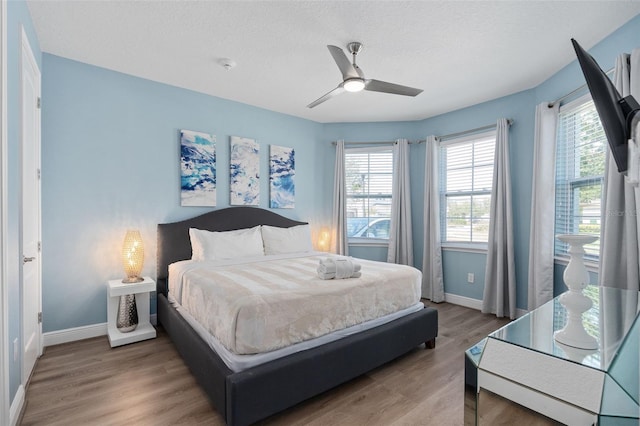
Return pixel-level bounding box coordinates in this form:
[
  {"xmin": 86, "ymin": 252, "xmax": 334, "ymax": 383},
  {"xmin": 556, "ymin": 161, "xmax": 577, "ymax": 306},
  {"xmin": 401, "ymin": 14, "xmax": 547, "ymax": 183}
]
[{"xmin": 106, "ymin": 277, "xmax": 156, "ymax": 347}]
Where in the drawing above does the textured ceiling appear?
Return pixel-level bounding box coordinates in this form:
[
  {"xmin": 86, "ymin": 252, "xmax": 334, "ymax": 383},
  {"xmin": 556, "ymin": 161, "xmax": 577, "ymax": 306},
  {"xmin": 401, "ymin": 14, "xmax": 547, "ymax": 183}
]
[{"xmin": 27, "ymin": 1, "xmax": 640, "ymax": 123}]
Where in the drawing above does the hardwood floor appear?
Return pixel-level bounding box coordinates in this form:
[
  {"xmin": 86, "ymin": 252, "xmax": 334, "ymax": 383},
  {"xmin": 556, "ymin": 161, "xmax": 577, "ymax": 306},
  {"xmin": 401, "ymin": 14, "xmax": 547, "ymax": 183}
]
[{"xmin": 20, "ymin": 303, "xmax": 510, "ymax": 426}]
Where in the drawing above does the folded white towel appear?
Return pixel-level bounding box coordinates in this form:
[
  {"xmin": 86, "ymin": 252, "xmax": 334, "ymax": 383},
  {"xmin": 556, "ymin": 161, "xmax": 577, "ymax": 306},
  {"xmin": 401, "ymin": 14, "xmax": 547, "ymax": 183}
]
[{"xmin": 317, "ymin": 257, "xmax": 361, "ymax": 280}]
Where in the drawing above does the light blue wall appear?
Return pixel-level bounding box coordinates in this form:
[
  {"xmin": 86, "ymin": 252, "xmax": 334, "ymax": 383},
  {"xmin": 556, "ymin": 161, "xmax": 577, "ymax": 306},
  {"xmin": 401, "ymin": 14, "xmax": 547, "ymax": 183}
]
[
  {"xmin": 41, "ymin": 55, "xmax": 324, "ymax": 332},
  {"xmin": 442, "ymin": 251, "xmax": 487, "ymax": 301},
  {"xmin": 7, "ymin": 0, "xmax": 42, "ymax": 405}
]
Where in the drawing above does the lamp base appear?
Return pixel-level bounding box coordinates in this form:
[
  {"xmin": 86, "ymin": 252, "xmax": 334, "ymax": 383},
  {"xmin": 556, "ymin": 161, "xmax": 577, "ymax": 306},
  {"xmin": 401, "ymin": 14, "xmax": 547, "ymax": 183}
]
[
  {"xmin": 122, "ymin": 276, "xmax": 144, "ymax": 283},
  {"xmin": 116, "ymin": 294, "xmax": 138, "ymax": 333}
]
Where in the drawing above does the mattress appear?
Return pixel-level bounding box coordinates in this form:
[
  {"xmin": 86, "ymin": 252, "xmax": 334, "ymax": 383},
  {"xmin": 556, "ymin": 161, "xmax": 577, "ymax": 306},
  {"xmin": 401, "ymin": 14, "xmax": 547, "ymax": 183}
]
[
  {"xmin": 169, "ymin": 292, "xmax": 424, "ymax": 372},
  {"xmin": 169, "ymin": 252, "xmax": 422, "ymax": 355}
]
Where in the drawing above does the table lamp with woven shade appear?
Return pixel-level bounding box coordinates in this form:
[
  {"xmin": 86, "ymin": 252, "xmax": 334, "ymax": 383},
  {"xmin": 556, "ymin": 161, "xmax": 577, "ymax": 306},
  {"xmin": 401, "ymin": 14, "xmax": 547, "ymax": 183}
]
[
  {"xmin": 122, "ymin": 230, "xmax": 144, "ymax": 283},
  {"xmin": 117, "ymin": 230, "xmax": 144, "ymax": 332}
]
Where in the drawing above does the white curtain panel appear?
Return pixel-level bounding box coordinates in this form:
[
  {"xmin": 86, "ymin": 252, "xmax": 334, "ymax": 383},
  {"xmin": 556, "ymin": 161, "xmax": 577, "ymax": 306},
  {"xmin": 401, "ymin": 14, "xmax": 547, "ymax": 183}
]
[
  {"xmin": 599, "ymin": 50, "xmax": 640, "ymax": 365},
  {"xmin": 482, "ymin": 118, "xmax": 517, "ymax": 319},
  {"xmin": 387, "ymin": 139, "xmax": 414, "ymax": 265},
  {"xmin": 421, "ymin": 136, "xmax": 445, "ymax": 302},
  {"xmin": 633, "ymin": 48, "xmax": 640, "ymax": 268},
  {"xmin": 633, "ymin": 48, "xmax": 640, "ymax": 273},
  {"xmin": 599, "ymin": 50, "xmax": 640, "ymax": 291},
  {"xmin": 331, "ymin": 140, "xmax": 348, "ymax": 255},
  {"xmin": 527, "ymin": 102, "xmax": 559, "ymax": 310}
]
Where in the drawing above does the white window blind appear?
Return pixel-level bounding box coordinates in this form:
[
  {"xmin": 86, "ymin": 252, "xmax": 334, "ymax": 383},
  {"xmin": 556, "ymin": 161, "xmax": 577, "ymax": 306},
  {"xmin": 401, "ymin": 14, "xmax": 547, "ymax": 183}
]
[
  {"xmin": 554, "ymin": 96, "xmax": 606, "ymax": 259},
  {"xmin": 439, "ymin": 131, "xmax": 496, "ymax": 244},
  {"xmin": 345, "ymin": 146, "xmax": 393, "ymax": 240}
]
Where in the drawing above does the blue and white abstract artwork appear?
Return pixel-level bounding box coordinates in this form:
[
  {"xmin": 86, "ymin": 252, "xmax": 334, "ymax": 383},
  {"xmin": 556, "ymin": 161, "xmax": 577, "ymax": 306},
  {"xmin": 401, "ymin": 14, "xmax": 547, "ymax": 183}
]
[
  {"xmin": 180, "ymin": 130, "xmax": 216, "ymax": 207},
  {"xmin": 269, "ymin": 145, "xmax": 295, "ymax": 209},
  {"xmin": 230, "ymin": 136, "xmax": 260, "ymax": 205}
]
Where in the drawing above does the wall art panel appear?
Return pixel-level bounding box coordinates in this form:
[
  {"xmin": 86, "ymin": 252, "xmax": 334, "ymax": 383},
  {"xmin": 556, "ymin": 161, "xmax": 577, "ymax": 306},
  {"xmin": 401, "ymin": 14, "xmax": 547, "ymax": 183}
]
[
  {"xmin": 230, "ymin": 136, "xmax": 260, "ymax": 205},
  {"xmin": 269, "ymin": 145, "xmax": 295, "ymax": 209},
  {"xmin": 180, "ymin": 129, "xmax": 216, "ymax": 206}
]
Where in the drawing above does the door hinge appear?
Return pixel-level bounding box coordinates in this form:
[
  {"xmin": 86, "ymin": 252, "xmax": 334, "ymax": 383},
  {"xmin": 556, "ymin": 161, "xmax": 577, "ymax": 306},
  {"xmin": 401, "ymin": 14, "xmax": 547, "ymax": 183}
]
[
  {"xmin": 37, "ymin": 241, "xmax": 41, "ymax": 252},
  {"xmin": 37, "ymin": 168, "xmax": 41, "ymax": 180},
  {"xmin": 38, "ymin": 312, "xmax": 42, "ymax": 323},
  {"xmin": 37, "ymin": 97, "xmax": 41, "ymax": 109}
]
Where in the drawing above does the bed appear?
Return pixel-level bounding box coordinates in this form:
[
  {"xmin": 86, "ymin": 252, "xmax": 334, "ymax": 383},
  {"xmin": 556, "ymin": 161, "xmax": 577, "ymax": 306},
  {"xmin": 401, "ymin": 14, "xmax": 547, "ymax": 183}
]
[{"xmin": 156, "ymin": 207, "xmax": 438, "ymax": 426}]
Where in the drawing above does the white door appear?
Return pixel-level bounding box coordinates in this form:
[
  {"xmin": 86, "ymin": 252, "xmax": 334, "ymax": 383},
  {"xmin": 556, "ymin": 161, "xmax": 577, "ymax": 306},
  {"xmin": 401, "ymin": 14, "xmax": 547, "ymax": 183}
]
[
  {"xmin": 20, "ymin": 27, "xmax": 41, "ymax": 384},
  {"xmin": 0, "ymin": 1, "xmax": 7, "ymax": 424}
]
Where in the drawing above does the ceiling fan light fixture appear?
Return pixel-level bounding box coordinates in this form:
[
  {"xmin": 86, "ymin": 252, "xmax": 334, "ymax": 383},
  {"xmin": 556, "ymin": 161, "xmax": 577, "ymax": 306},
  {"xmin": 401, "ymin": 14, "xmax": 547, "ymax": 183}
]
[
  {"xmin": 307, "ymin": 43, "xmax": 422, "ymax": 108},
  {"xmin": 343, "ymin": 78, "xmax": 365, "ymax": 92}
]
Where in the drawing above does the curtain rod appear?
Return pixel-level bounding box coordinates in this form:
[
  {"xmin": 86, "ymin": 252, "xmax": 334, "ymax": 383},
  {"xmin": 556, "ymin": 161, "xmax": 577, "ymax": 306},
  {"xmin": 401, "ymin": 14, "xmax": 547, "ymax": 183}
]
[
  {"xmin": 331, "ymin": 140, "xmax": 416, "ymax": 146},
  {"xmin": 416, "ymin": 118, "xmax": 513, "ymax": 143},
  {"xmin": 548, "ymin": 66, "xmax": 614, "ymax": 108}
]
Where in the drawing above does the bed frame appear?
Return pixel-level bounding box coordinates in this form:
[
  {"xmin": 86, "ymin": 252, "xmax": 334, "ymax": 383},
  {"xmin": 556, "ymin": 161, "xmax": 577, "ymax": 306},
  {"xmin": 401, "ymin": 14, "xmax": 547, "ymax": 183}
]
[{"xmin": 156, "ymin": 207, "xmax": 438, "ymax": 426}]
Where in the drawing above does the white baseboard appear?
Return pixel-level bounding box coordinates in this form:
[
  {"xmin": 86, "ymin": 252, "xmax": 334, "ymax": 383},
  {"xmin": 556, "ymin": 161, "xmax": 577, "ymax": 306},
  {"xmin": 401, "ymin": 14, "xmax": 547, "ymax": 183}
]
[
  {"xmin": 43, "ymin": 323, "xmax": 107, "ymax": 347},
  {"xmin": 43, "ymin": 314, "xmax": 158, "ymax": 347},
  {"xmin": 444, "ymin": 293, "xmax": 483, "ymax": 310},
  {"xmin": 443, "ymin": 293, "xmax": 528, "ymax": 318},
  {"xmin": 9, "ymin": 384, "xmax": 24, "ymax": 426}
]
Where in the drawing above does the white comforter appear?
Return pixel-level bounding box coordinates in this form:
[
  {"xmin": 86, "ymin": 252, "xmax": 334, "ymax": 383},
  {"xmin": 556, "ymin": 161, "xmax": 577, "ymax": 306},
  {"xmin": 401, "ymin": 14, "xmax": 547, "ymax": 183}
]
[{"xmin": 169, "ymin": 253, "xmax": 422, "ymax": 355}]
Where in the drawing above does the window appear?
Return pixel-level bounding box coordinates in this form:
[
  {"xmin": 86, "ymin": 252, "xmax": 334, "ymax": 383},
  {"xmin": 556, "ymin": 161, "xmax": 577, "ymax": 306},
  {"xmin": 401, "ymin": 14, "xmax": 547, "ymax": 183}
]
[
  {"xmin": 439, "ymin": 131, "xmax": 496, "ymax": 245},
  {"xmin": 555, "ymin": 95, "xmax": 606, "ymax": 259},
  {"xmin": 345, "ymin": 146, "xmax": 393, "ymax": 240}
]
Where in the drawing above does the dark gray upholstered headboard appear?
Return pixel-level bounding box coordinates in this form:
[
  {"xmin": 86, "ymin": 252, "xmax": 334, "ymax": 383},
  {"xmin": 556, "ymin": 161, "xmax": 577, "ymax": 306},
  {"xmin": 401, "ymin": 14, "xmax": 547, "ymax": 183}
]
[{"xmin": 156, "ymin": 207, "xmax": 306, "ymax": 295}]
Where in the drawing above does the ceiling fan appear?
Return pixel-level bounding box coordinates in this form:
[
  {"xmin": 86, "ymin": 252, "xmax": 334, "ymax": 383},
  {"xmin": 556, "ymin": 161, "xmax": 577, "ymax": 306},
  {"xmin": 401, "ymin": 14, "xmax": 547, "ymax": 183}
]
[{"xmin": 307, "ymin": 42, "xmax": 423, "ymax": 108}]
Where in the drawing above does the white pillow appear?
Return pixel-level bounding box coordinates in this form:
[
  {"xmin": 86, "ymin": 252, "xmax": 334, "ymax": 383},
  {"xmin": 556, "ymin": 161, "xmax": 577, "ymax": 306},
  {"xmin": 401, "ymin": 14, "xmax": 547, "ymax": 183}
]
[
  {"xmin": 189, "ymin": 226, "xmax": 264, "ymax": 261},
  {"xmin": 261, "ymin": 224, "xmax": 313, "ymax": 255}
]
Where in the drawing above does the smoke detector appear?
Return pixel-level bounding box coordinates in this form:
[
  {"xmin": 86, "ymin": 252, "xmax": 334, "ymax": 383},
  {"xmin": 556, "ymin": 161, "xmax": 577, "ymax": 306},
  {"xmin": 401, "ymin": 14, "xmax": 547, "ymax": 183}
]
[{"xmin": 219, "ymin": 58, "xmax": 236, "ymax": 71}]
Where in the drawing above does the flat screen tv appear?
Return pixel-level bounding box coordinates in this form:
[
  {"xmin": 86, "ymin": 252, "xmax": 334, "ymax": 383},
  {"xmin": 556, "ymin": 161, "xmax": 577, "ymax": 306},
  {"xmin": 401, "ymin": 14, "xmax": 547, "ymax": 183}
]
[{"xmin": 571, "ymin": 38, "xmax": 640, "ymax": 173}]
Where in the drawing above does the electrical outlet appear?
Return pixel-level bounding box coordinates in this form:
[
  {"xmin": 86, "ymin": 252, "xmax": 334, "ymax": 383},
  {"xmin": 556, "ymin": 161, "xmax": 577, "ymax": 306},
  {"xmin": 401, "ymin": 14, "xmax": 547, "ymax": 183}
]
[
  {"xmin": 13, "ymin": 338, "xmax": 18, "ymax": 362},
  {"xmin": 467, "ymin": 273, "xmax": 475, "ymax": 283}
]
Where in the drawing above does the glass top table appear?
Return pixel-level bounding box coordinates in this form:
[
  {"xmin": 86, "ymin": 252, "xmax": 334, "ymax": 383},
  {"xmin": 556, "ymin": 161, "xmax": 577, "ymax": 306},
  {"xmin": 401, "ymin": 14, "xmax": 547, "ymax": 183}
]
[{"xmin": 468, "ymin": 285, "xmax": 640, "ymax": 425}]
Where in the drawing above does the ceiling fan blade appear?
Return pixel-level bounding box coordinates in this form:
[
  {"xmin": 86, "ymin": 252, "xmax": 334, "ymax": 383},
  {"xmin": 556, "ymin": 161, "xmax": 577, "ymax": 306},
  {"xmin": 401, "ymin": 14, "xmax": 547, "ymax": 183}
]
[
  {"xmin": 307, "ymin": 85, "xmax": 345, "ymax": 108},
  {"xmin": 365, "ymin": 79, "xmax": 423, "ymax": 97},
  {"xmin": 327, "ymin": 45, "xmax": 359, "ymax": 80}
]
